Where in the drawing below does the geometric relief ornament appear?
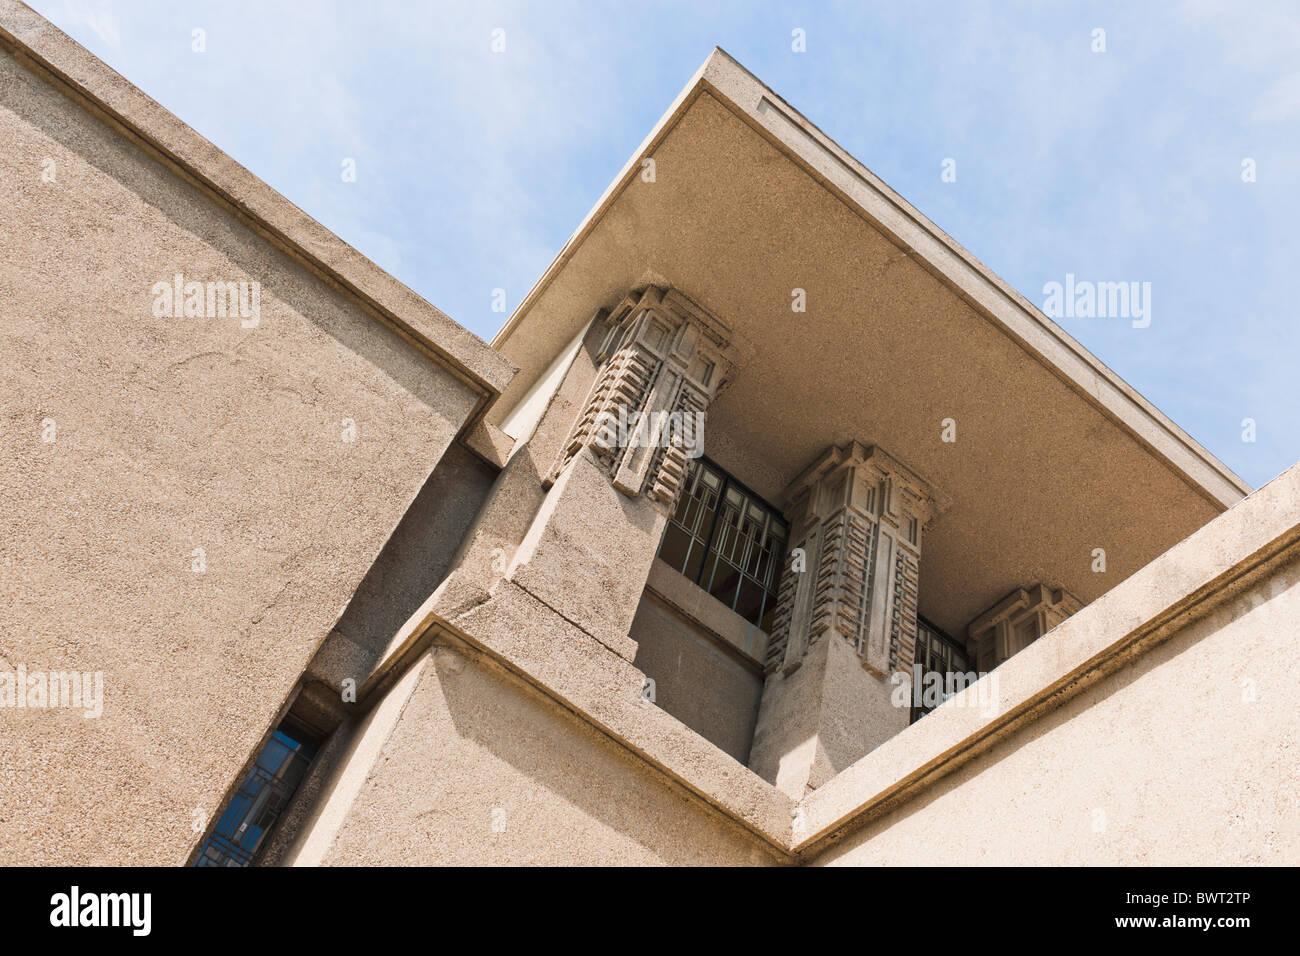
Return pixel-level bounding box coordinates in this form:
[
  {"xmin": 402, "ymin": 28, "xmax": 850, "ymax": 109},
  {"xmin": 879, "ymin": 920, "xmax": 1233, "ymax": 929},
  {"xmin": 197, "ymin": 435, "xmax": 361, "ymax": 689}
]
[
  {"xmin": 552, "ymin": 285, "xmax": 733, "ymax": 513},
  {"xmin": 966, "ymin": 584, "xmax": 1082, "ymax": 672},
  {"xmin": 764, "ymin": 441, "xmax": 936, "ymax": 680}
]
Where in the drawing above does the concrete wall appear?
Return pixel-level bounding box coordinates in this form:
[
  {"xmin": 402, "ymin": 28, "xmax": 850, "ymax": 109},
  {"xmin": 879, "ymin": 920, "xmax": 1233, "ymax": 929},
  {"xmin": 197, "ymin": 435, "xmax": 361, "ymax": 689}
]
[
  {"xmin": 629, "ymin": 591, "xmax": 763, "ymax": 763},
  {"xmin": 0, "ymin": 41, "xmax": 489, "ymax": 864},
  {"xmin": 281, "ymin": 642, "xmax": 783, "ymax": 866},
  {"xmin": 280, "ymin": 515, "xmax": 1300, "ymax": 867},
  {"xmin": 307, "ymin": 442, "xmax": 498, "ymax": 690},
  {"xmin": 811, "ymin": 553, "xmax": 1300, "ymax": 866},
  {"xmin": 4, "ymin": 6, "xmax": 1291, "ymax": 870},
  {"xmin": 750, "ymin": 634, "xmax": 911, "ymax": 798}
]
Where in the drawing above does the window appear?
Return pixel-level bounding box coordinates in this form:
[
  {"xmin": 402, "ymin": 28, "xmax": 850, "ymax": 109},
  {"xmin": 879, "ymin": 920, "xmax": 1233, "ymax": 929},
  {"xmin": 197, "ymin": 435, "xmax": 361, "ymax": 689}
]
[
  {"xmin": 656, "ymin": 458, "xmax": 787, "ymax": 632},
  {"xmin": 911, "ymin": 617, "xmax": 972, "ymax": 722},
  {"xmin": 193, "ymin": 719, "xmax": 320, "ymax": 867}
]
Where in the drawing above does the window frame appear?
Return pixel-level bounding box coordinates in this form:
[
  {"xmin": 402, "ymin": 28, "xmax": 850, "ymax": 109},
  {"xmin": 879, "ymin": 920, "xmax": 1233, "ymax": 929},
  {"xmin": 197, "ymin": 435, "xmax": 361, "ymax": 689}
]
[
  {"xmin": 910, "ymin": 616, "xmax": 972, "ymax": 723},
  {"xmin": 655, "ymin": 456, "xmax": 788, "ymax": 632},
  {"xmin": 192, "ymin": 717, "xmax": 321, "ymax": 867}
]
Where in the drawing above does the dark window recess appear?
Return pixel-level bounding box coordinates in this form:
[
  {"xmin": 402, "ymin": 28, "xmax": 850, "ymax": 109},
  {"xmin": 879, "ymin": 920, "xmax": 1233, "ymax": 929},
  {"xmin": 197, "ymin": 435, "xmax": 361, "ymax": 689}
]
[
  {"xmin": 193, "ymin": 719, "xmax": 320, "ymax": 867},
  {"xmin": 656, "ymin": 458, "xmax": 788, "ymax": 632},
  {"xmin": 910, "ymin": 617, "xmax": 972, "ymax": 723}
]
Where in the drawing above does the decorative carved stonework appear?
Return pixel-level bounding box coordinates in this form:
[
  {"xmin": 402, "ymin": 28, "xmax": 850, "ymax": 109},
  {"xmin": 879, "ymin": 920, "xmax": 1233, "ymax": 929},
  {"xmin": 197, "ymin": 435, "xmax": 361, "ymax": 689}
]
[
  {"xmin": 967, "ymin": 584, "xmax": 1082, "ymax": 671},
  {"xmin": 552, "ymin": 285, "xmax": 732, "ymax": 512},
  {"xmin": 764, "ymin": 441, "xmax": 936, "ymax": 680}
]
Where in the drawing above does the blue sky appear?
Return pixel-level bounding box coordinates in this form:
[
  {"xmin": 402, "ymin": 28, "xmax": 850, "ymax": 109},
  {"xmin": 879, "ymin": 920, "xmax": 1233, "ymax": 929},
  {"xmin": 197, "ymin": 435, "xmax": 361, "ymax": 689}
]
[{"xmin": 30, "ymin": 0, "xmax": 1300, "ymax": 489}]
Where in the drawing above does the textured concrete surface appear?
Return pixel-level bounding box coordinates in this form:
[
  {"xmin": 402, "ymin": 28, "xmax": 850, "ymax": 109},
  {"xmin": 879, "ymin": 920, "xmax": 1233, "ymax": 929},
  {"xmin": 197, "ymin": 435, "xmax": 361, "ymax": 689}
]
[
  {"xmin": 275, "ymin": 460, "xmax": 1300, "ymax": 865},
  {"xmin": 0, "ymin": 0, "xmax": 513, "ymax": 398},
  {"xmin": 796, "ymin": 460, "xmax": 1300, "ymax": 862},
  {"xmin": 0, "ymin": 15, "xmax": 496, "ymax": 864},
  {"xmin": 445, "ymin": 579, "xmax": 795, "ymax": 846},
  {"xmin": 4, "ymin": 9, "xmax": 1294, "ymax": 869},
  {"xmin": 461, "ymin": 417, "xmax": 515, "ymax": 469},
  {"xmin": 519, "ymin": 312, "xmax": 605, "ymax": 475},
  {"xmin": 629, "ymin": 588, "xmax": 763, "ymax": 763},
  {"xmin": 308, "ymin": 441, "xmax": 497, "ymax": 691},
  {"xmin": 284, "ymin": 643, "xmax": 784, "ymax": 866},
  {"xmin": 750, "ymin": 635, "xmax": 910, "ymax": 799},
  {"xmin": 427, "ymin": 444, "xmax": 550, "ymax": 625},
  {"xmin": 488, "ymin": 49, "xmax": 1247, "ymax": 641},
  {"xmin": 813, "ymin": 554, "xmax": 1300, "ymax": 865},
  {"xmin": 642, "ymin": 556, "xmax": 769, "ymax": 663},
  {"xmin": 300, "ymin": 460, "xmax": 1300, "ymax": 865},
  {"xmin": 510, "ymin": 449, "xmax": 665, "ymax": 660},
  {"xmin": 330, "ymin": 563, "xmax": 798, "ymax": 855}
]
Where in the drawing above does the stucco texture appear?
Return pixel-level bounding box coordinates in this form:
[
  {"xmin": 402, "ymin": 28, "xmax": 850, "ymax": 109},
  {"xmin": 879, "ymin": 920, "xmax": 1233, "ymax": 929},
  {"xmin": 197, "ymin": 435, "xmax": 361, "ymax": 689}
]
[
  {"xmin": 629, "ymin": 591, "xmax": 763, "ymax": 763},
  {"xmin": 288, "ymin": 644, "xmax": 783, "ymax": 866},
  {"xmin": 0, "ymin": 46, "xmax": 480, "ymax": 864},
  {"xmin": 811, "ymin": 555, "xmax": 1300, "ymax": 866}
]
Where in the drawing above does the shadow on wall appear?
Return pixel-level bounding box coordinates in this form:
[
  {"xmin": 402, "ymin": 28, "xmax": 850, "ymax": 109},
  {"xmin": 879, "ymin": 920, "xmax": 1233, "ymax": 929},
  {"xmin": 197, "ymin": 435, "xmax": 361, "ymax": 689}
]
[
  {"xmin": 330, "ymin": 443, "xmax": 497, "ymax": 664},
  {"xmin": 315, "ymin": 641, "xmax": 783, "ymax": 866},
  {"xmin": 629, "ymin": 594, "xmax": 763, "ymax": 764}
]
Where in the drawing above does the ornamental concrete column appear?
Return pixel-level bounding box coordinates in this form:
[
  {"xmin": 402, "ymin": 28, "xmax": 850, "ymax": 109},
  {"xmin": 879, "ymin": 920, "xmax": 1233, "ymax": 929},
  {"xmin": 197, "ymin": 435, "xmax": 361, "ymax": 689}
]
[
  {"xmin": 967, "ymin": 584, "xmax": 1082, "ymax": 672},
  {"xmin": 507, "ymin": 286, "xmax": 733, "ymax": 658},
  {"xmin": 748, "ymin": 441, "xmax": 937, "ymax": 798}
]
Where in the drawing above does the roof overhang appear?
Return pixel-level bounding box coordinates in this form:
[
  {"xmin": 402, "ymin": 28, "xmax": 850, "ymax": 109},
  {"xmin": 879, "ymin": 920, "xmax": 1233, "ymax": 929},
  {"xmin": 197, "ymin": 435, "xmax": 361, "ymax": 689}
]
[{"xmin": 491, "ymin": 48, "xmax": 1250, "ymax": 636}]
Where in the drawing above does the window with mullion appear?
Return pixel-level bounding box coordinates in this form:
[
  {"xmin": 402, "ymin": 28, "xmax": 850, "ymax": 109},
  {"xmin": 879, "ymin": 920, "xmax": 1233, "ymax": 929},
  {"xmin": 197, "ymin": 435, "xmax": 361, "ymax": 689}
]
[
  {"xmin": 911, "ymin": 618, "xmax": 972, "ymax": 722},
  {"xmin": 193, "ymin": 721, "xmax": 320, "ymax": 867},
  {"xmin": 656, "ymin": 458, "xmax": 787, "ymax": 632}
]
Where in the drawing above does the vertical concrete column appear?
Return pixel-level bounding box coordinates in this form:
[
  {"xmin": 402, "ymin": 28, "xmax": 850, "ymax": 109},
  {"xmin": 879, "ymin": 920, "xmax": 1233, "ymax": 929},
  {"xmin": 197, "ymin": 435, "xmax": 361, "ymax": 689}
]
[
  {"xmin": 748, "ymin": 442, "xmax": 936, "ymax": 798},
  {"xmin": 508, "ymin": 286, "xmax": 733, "ymax": 658}
]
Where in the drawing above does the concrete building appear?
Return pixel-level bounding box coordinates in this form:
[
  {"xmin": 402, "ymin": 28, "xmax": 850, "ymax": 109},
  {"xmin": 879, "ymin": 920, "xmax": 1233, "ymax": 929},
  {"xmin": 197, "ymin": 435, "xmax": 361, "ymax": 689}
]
[{"xmin": 1, "ymin": 2, "xmax": 1296, "ymax": 866}]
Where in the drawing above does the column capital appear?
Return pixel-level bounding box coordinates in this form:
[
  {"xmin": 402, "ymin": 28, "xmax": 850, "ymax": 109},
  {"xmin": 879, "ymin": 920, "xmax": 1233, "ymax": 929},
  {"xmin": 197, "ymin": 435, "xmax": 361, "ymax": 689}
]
[
  {"xmin": 750, "ymin": 440, "xmax": 942, "ymax": 796},
  {"xmin": 766, "ymin": 441, "xmax": 938, "ymax": 679},
  {"xmin": 967, "ymin": 584, "xmax": 1082, "ymax": 671},
  {"xmin": 553, "ymin": 285, "xmax": 735, "ymax": 511}
]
